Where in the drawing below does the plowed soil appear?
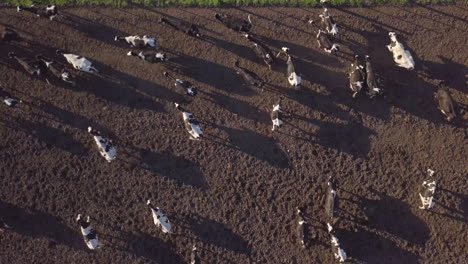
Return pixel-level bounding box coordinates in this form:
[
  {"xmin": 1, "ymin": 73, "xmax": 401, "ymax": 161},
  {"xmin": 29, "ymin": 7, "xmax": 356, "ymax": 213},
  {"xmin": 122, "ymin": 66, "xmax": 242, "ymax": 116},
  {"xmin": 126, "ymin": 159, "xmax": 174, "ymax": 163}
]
[{"xmin": 0, "ymin": 4, "xmax": 467, "ymax": 264}]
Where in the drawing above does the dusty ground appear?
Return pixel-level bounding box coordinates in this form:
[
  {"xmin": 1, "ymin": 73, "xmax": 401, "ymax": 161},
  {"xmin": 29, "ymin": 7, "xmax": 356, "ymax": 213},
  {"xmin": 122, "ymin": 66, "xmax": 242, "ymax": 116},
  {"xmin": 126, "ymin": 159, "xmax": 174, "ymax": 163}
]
[{"xmin": 0, "ymin": 4, "xmax": 467, "ymax": 264}]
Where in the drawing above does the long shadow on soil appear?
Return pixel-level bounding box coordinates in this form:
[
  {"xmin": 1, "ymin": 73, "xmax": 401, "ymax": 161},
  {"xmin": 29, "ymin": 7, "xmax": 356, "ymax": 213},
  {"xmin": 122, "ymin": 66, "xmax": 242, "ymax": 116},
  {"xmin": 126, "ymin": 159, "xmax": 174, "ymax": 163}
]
[
  {"xmin": 338, "ymin": 227, "xmax": 421, "ymax": 264},
  {"xmin": 106, "ymin": 230, "xmax": 184, "ymax": 264},
  {"xmin": 0, "ymin": 114, "xmax": 87, "ymax": 156},
  {"xmin": 204, "ymin": 91, "xmax": 269, "ymax": 125},
  {"xmin": 430, "ymin": 188, "xmax": 468, "ymax": 224},
  {"xmin": 359, "ymin": 190, "xmax": 430, "ymax": 245},
  {"xmin": 57, "ymin": 11, "xmax": 129, "ymax": 48},
  {"xmin": 0, "ymin": 201, "xmax": 85, "ymax": 251},
  {"xmin": 212, "ymin": 124, "xmax": 291, "ymax": 169},
  {"xmin": 182, "ymin": 213, "xmax": 251, "ymax": 255},
  {"xmin": 138, "ymin": 148, "xmax": 206, "ymax": 189}
]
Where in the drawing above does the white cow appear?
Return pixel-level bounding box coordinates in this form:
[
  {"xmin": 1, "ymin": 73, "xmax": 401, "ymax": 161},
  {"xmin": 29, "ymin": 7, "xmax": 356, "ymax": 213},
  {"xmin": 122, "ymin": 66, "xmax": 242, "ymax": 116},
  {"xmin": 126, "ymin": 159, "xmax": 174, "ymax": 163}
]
[
  {"xmin": 271, "ymin": 104, "xmax": 283, "ymax": 131},
  {"xmin": 115, "ymin": 35, "xmax": 158, "ymax": 49},
  {"xmin": 56, "ymin": 50, "xmax": 98, "ymax": 73},
  {"xmin": 419, "ymin": 180, "xmax": 436, "ymax": 209},
  {"xmin": 330, "ymin": 233, "xmax": 347, "ymax": 263},
  {"xmin": 88, "ymin": 127, "xmax": 116, "ymax": 162},
  {"xmin": 386, "ymin": 32, "xmax": 415, "ymax": 70},
  {"xmin": 175, "ymin": 103, "xmax": 203, "ymax": 140},
  {"xmin": 76, "ymin": 214, "xmax": 101, "ymax": 250},
  {"xmin": 147, "ymin": 200, "xmax": 172, "ymax": 233}
]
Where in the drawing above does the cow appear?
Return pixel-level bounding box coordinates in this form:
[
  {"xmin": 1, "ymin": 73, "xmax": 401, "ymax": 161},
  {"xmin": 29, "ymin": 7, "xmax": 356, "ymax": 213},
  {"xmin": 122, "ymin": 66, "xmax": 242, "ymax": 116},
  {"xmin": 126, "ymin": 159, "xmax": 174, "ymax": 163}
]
[
  {"xmin": 364, "ymin": 55, "xmax": 382, "ymax": 98},
  {"xmin": 36, "ymin": 55, "xmax": 76, "ymax": 86},
  {"xmin": 276, "ymin": 47, "xmax": 301, "ymax": 89},
  {"xmin": 147, "ymin": 199, "xmax": 172, "ymax": 233},
  {"xmin": 17, "ymin": 4, "xmax": 58, "ymax": 21},
  {"xmin": 1, "ymin": 93, "xmax": 21, "ymax": 107},
  {"xmin": 127, "ymin": 50, "xmax": 167, "ymax": 63},
  {"xmin": 114, "ymin": 35, "xmax": 158, "ymax": 49},
  {"xmin": 387, "ymin": 32, "xmax": 415, "ymax": 70},
  {"xmin": 0, "ymin": 218, "xmax": 11, "ymax": 231},
  {"xmin": 244, "ymin": 34, "xmax": 274, "ymax": 70},
  {"xmin": 349, "ymin": 55, "xmax": 365, "ymax": 98},
  {"xmin": 215, "ymin": 13, "xmax": 252, "ymax": 33},
  {"xmin": 326, "ymin": 177, "xmax": 339, "ymax": 219},
  {"xmin": 320, "ymin": 1, "xmax": 338, "ymax": 36},
  {"xmin": 8, "ymin": 52, "xmax": 45, "ymax": 78},
  {"xmin": 271, "ymin": 103, "xmax": 283, "ymax": 131},
  {"xmin": 234, "ymin": 60, "xmax": 264, "ymax": 88},
  {"xmin": 76, "ymin": 214, "xmax": 101, "ymax": 250},
  {"xmin": 160, "ymin": 17, "xmax": 201, "ymax": 38},
  {"xmin": 297, "ymin": 208, "xmax": 309, "ymax": 249},
  {"xmin": 419, "ymin": 180, "xmax": 436, "ymax": 210},
  {"xmin": 56, "ymin": 50, "xmax": 98, "ymax": 73},
  {"xmin": 330, "ymin": 230, "xmax": 347, "ymax": 263},
  {"xmin": 308, "ymin": 21, "xmax": 339, "ymax": 54},
  {"xmin": 434, "ymin": 87, "xmax": 456, "ymax": 122},
  {"xmin": 1, "ymin": 27, "xmax": 20, "ymax": 42},
  {"xmin": 175, "ymin": 103, "xmax": 203, "ymax": 140},
  {"xmin": 88, "ymin": 127, "xmax": 116, "ymax": 163},
  {"xmin": 191, "ymin": 245, "xmax": 201, "ymax": 264},
  {"xmin": 163, "ymin": 71, "xmax": 197, "ymax": 97}
]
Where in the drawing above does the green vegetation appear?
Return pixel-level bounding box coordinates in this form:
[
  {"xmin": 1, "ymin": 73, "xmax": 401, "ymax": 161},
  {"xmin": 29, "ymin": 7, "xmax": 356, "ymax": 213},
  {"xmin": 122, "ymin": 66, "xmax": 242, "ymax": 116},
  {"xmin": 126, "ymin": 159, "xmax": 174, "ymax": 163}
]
[{"xmin": 2, "ymin": 0, "xmax": 461, "ymax": 7}]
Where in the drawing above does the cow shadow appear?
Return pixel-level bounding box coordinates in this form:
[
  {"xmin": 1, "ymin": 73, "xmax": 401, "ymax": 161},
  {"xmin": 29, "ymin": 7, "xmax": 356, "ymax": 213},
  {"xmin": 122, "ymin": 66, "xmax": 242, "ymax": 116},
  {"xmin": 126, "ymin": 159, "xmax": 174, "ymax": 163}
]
[
  {"xmin": 200, "ymin": 35, "xmax": 261, "ymax": 66},
  {"xmin": 420, "ymin": 56, "xmax": 468, "ymax": 93},
  {"xmin": 430, "ymin": 187, "xmax": 468, "ymax": 224},
  {"xmin": 136, "ymin": 148, "xmax": 207, "ymax": 189},
  {"xmin": 360, "ymin": 190, "xmax": 430, "ymax": 245},
  {"xmin": 0, "ymin": 114, "xmax": 87, "ymax": 156},
  {"xmin": 105, "ymin": 229, "xmax": 184, "ymax": 264},
  {"xmin": 57, "ymin": 11, "xmax": 129, "ymax": 49},
  {"xmin": 177, "ymin": 213, "xmax": 250, "ymax": 255},
  {"xmin": 338, "ymin": 227, "xmax": 421, "ymax": 264},
  {"xmin": 0, "ymin": 201, "xmax": 85, "ymax": 251},
  {"xmin": 169, "ymin": 54, "xmax": 255, "ymax": 96},
  {"xmin": 204, "ymin": 91, "xmax": 269, "ymax": 125},
  {"xmin": 314, "ymin": 120, "xmax": 375, "ymax": 158},
  {"xmin": 212, "ymin": 124, "xmax": 291, "ymax": 169}
]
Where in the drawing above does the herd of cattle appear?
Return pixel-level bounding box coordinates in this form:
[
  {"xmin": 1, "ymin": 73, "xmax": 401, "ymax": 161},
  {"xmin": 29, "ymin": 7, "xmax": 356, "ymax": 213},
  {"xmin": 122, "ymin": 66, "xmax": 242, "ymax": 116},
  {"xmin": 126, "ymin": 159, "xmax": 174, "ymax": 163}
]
[{"xmin": 0, "ymin": 1, "xmax": 457, "ymax": 263}]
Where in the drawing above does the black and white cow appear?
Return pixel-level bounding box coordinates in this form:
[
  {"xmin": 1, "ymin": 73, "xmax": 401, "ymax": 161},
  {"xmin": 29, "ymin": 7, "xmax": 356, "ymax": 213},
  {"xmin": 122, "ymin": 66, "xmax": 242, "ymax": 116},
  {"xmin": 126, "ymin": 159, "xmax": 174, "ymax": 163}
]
[
  {"xmin": 244, "ymin": 34, "xmax": 274, "ymax": 70},
  {"xmin": 191, "ymin": 245, "xmax": 201, "ymax": 264},
  {"xmin": 147, "ymin": 199, "xmax": 172, "ymax": 233},
  {"xmin": 319, "ymin": 1, "xmax": 338, "ymax": 36},
  {"xmin": 175, "ymin": 103, "xmax": 203, "ymax": 140},
  {"xmin": 0, "ymin": 90, "xmax": 21, "ymax": 107},
  {"xmin": 163, "ymin": 71, "xmax": 198, "ymax": 97},
  {"xmin": 114, "ymin": 35, "xmax": 158, "ymax": 49},
  {"xmin": 8, "ymin": 52, "xmax": 45, "ymax": 77},
  {"xmin": 36, "ymin": 55, "xmax": 76, "ymax": 86},
  {"xmin": 364, "ymin": 55, "xmax": 382, "ymax": 98},
  {"xmin": 1, "ymin": 27, "xmax": 20, "ymax": 42},
  {"xmin": 234, "ymin": 60, "xmax": 264, "ymax": 88},
  {"xmin": 329, "ymin": 229, "xmax": 347, "ymax": 263},
  {"xmin": 297, "ymin": 208, "xmax": 309, "ymax": 249},
  {"xmin": 88, "ymin": 127, "xmax": 116, "ymax": 163},
  {"xmin": 271, "ymin": 103, "xmax": 283, "ymax": 131},
  {"xmin": 17, "ymin": 4, "xmax": 58, "ymax": 21},
  {"xmin": 215, "ymin": 13, "xmax": 252, "ymax": 33},
  {"xmin": 276, "ymin": 47, "xmax": 301, "ymax": 88},
  {"xmin": 434, "ymin": 87, "xmax": 456, "ymax": 122},
  {"xmin": 76, "ymin": 214, "xmax": 101, "ymax": 250},
  {"xmin": 56, "ymin": 50, "xmax": 98, "ymax": 73},
  {"xmin": 326, "ymin": 177, "xmax": 339, "ymax": 219},
  {"xmin": 419, "ymin": 180, "xmax": 436, "ymax": 210},
  {"xmin": 160, "ymin": 17, "xmax": 201, "ymax": 38},
  {"xmin": 348, "ymin": 55, "xmax": 365, "ymax": 98},
  {"xmin": 0, "ymin": 218, "xmax": 11, "ymax": 231},
  {"xmin": 127, "ymin": 50, "xmax": 167, "ymax": 63},
  {"xmin": 309, "ymin": 21, "xmax": 340, "ymax": 54},
  {"xmin": 387, "ymin": 32, "xmax": 415, "ymax": 70}
]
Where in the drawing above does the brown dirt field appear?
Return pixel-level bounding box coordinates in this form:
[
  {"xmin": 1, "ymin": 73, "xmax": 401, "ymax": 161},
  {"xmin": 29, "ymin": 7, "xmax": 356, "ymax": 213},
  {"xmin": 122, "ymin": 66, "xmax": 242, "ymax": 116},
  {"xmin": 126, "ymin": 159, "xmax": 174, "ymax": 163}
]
[{"xmin": 0, "ymin": 4, "xmax": 467, "ymax": 264}]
